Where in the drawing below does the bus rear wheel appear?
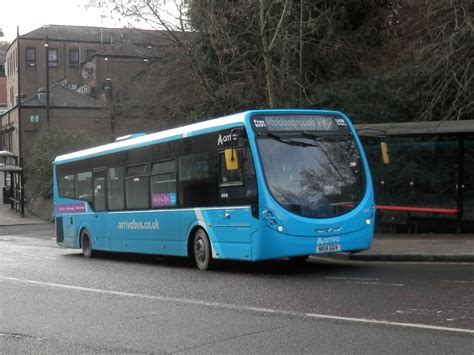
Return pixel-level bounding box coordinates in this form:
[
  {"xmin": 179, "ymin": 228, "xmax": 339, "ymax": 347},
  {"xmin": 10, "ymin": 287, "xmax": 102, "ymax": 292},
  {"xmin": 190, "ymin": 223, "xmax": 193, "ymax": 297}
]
[
  {"xmin": 80, "ymin": 229, "xmax": 95, "ymax": 258},
  {"xmin": 193, "ymin": 229, "xmax": 214, "ymax": 271}
]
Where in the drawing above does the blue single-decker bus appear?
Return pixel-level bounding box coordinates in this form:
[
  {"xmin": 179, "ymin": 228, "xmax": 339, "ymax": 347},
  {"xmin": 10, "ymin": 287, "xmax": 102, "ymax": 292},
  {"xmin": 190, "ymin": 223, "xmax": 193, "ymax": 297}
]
[{"xmin": 53, "ymin": 110, "xmax": 374, "ymax": 270}]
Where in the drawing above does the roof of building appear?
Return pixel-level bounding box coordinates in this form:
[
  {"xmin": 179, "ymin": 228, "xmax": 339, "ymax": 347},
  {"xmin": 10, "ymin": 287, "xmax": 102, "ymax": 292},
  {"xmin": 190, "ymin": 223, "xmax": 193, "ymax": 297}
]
[
  {"xmin": 20, "ymin": 25, "xmax": 172, "ymax": 46},
  {"xmin": 22, "ymin": 83, "xmax": 106, "ymax": 109},
  {"xmin": 92, "ymin": 42, "xmax": 163, "ymax": 59},
  {"xmin": 356, "ymin": 120, "xmax": 474, "ymax": 137},
  {"xmin": 0, "ymin": 77, "xmax": 7, "ymax": 105}
]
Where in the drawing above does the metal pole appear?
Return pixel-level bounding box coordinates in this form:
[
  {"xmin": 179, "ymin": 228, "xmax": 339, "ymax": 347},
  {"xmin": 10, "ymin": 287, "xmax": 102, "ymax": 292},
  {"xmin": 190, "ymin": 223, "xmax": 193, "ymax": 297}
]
[
  {"xmin": 17, "ymin": 26, "xmax": 22, "ymax": 161},
  {"xmin": 298, "ymin": 0, "xmax": 304, "ymax": 108},
  {"xmin": 456, "ymin": 136, "xmax": 465, "ymax": 233},
  {"xmin": 44, "ymin": 27, "xmax": 50, "ymax": 125},
  {"xmin": 20, "ymin": 170, "xmax": 24, "ymax": 216}
]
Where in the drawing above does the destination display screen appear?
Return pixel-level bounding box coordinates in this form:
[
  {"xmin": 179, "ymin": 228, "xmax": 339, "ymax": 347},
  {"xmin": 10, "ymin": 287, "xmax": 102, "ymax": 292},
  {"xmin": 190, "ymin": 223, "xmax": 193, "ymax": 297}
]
[{"xmin": 251, "ymin": 115, "xmax": 348, "ymax": 133}]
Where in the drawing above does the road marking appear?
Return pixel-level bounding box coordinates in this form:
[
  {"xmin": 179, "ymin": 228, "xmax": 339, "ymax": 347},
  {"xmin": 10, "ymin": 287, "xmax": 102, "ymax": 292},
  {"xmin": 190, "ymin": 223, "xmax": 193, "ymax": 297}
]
[
  {"xmin": 325, "ymin": 277, "xmax": 380, "ymax": 281},
  {"xmin": 345, "ymin": 281, "xmax": 404, "ymax": 287},
  {"xmin": 441, "ymin": 280, "xmax": 474, "ymax": 284},
  {"xmin": 1, "ymin": 275, "xmax": 473, "ymax": 335},
  {"xmin": 325, "ymin": 277, "xmax": 403, "ymax": 287}
]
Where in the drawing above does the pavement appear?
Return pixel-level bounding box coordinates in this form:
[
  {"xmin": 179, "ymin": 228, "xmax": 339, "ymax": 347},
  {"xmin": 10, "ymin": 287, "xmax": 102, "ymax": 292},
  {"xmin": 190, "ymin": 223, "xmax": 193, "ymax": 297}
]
[
  {"xmin": 0, "ymin": 201, "xmax": 45, "ymax": 226},
  {"xmin": 0, "ymin": 201, "xmax": 472, "ymax": 262},
  {"xmin": 349, "ymin": 233, "xmax": 474, "ymax": 262}
]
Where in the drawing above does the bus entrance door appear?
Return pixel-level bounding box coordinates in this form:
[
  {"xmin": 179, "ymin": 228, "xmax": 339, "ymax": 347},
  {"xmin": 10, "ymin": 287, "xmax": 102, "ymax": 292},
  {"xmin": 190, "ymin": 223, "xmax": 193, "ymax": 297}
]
[
  {"xmin": 212, "ymin": 207, "xmax": 254, "ymax": 244},
  {"xmin": 92, "ymin": 169, "xmax": 108, "ymax": 250}
]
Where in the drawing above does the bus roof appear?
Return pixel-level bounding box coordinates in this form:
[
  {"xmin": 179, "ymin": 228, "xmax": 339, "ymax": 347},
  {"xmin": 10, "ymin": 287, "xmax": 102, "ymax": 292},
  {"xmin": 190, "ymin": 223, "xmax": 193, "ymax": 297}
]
[{"xmin": 54, "ymin": 111, "xmax": 247, "ymax": 164}]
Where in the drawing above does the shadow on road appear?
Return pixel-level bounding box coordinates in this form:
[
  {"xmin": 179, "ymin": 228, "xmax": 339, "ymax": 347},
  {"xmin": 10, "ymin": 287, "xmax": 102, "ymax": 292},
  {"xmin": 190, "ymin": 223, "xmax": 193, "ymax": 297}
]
[{"xmin": 63, "ymin": 251, "xmax": 370, "ymax": 276}]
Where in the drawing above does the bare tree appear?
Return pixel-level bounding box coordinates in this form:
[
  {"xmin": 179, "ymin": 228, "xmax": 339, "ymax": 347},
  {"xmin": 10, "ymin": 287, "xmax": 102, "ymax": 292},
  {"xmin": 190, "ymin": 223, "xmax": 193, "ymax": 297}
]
[{"xmin": 259, "ymin": 0, "xmax": 292, "ymax": 107}]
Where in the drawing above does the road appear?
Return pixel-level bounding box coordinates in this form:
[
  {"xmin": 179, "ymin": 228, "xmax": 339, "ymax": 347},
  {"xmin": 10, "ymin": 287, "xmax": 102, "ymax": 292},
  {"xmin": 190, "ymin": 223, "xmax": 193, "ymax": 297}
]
[{"xmin": 1, "ymin": 224, "xmax": 473, "ymax": 353}]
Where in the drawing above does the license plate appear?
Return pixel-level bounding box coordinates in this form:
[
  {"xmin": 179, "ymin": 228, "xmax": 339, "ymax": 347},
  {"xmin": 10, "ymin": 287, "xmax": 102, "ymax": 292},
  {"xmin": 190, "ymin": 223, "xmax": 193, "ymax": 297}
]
[{"xmin": 316, "ymin": 244, "xmax": 341, "ymax": 253}]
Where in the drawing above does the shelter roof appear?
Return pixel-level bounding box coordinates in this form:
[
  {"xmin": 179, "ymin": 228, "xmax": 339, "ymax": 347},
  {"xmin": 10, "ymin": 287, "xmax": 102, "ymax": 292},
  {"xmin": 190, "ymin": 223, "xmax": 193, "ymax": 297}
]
[
  {"xmin": 356, "ymin": 120, "xmax": 474, "ymax": 137},
  {"xmin": 0, "ymin": 164, "xmax": 22, "ymax": 172},
  {"xmin": 0, "ymin": 150, "xmax": 16, "ymax": 158}
]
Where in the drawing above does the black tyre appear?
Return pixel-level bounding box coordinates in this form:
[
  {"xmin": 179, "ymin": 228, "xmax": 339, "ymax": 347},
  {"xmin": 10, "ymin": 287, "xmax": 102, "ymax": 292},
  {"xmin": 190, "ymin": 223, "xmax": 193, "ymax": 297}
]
[
  {"xmin": 193, "ymin": 229, "xmax": 214, "ymax": 271},
  {"xmin": 80, "ymin": 229, "xmax": 95, "ymax": 258},
  {"xmin": 289, "ymin": 255, "xmax": 309, "ymax": 263}
]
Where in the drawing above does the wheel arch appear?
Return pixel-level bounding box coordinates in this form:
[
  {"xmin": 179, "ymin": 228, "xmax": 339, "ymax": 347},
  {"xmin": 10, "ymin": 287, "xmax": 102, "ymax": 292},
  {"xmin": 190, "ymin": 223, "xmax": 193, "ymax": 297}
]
[{"xmin": 186, "ymin": 221, "xmax": 208, "ymax": 258}]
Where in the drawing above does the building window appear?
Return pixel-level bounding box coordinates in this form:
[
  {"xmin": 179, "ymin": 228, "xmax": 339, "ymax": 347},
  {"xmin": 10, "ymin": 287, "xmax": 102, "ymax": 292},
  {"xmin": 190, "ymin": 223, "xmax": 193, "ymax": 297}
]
[
  {"xmin": 29, "ymin": 115, "xmax": 40, "ymax": 123},
  {"xmin": 26, "ymin": 47, "xmax": 36, "ymax": 67},
  {"xmin": 48, "ymin": 48, "xmax": 58, "ymax": 68},
  {"xmin": 86, "ymin": 50, "xmax": 96, "ymax": 60},
  {"xmin": 69, "ymin": 49, "xmax": 79, "ymax": 68}
]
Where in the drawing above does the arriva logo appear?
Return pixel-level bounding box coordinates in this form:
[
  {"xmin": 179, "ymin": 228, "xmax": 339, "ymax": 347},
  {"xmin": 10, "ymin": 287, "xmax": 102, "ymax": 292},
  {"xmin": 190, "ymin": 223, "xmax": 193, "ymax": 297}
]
[
  {"xmin": 217, "ymin": 132, "xmax": 238, "ymax": 146},
  {"xmin": 317, "ymin": 236, "xmax": 341, "ymax": 245}
]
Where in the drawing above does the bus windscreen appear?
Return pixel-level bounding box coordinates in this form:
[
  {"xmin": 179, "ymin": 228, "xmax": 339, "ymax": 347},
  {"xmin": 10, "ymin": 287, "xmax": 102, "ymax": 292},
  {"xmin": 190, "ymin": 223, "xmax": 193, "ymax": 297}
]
[{"xmin": 254, "ymin": 115, "xmax": 365, "ymax": 219}]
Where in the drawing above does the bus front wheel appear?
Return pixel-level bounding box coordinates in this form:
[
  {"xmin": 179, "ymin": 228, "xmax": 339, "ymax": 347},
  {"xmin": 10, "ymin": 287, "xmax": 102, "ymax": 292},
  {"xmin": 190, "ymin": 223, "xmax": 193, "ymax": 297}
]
[
  {"xmin": 193, "ymin": 229, "xmax": 214, "ymax": 271},
  {"xmin": 80, "ymin": 229, "xmax": 95, "ymax": 258}
]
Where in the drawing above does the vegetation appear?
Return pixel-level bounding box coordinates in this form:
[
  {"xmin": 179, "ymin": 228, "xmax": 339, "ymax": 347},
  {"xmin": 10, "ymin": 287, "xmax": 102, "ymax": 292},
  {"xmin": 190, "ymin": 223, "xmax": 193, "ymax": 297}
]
[
  {"xmin": 24, "ymin": 128, "xmax": 102, "ymax": 199},
  {"xmin": 87, "ymin": 0, "xmax": 473, "ymax": 123},
  {"xmin": 0, "ymin": 41, "xmax": 9, "ymax": 77}
]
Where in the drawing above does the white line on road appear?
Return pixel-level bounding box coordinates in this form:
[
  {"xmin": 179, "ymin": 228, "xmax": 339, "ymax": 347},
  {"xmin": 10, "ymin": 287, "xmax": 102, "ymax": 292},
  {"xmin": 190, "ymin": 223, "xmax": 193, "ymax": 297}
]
[
  {"xmin": 345, "ymin": 281, "xmax": 404, "ymax": 287},
  {"xmin": 325, "ymin": 277, "xmax": 380, "ymax": 281},
  {"xmin": 1, "ymin": 275, "xmax": 473, "ymax": 335},
  {"xmin": 325, "ymin": 277, "xmax": 403, "ymax": 287},
  {"xmin": 441, "ymin": 280, "xmax": 474, "ymax": 284}
]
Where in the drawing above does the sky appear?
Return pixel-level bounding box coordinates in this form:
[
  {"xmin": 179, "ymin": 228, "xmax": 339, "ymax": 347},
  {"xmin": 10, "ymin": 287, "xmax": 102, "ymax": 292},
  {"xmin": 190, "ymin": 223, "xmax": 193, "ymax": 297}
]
[{"xmin": 0, "ymin": 0, "xmax": 130, "ymax": 42}]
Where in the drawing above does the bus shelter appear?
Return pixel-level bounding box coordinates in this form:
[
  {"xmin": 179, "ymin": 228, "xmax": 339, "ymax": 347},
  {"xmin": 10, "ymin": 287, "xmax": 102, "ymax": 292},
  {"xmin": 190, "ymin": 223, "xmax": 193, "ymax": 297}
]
[
  {"xmin": 0, "ymin": 151, "xmax": 24, "ymax": 216},
  {"xmin": 356, "ymin": 120, "xmax": 474, "ymax": 233}
]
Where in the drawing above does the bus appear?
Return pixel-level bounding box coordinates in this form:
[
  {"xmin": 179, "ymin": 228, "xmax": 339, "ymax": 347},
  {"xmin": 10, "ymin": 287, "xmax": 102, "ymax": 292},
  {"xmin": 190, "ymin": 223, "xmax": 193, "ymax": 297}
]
[{"xmin": 53, "ymin": 109, "xmax": 374, "ymax": 270}]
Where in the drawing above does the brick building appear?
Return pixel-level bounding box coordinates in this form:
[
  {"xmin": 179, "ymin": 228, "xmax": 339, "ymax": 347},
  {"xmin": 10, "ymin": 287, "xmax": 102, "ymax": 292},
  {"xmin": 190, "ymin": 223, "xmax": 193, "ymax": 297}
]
[
  {"xmin": 0, "ymin": 25, "xmax": 200, "ymax": 215},
  {"xmin": 0, "ymin": 25, "xmax": 182, "ymax": 162}
]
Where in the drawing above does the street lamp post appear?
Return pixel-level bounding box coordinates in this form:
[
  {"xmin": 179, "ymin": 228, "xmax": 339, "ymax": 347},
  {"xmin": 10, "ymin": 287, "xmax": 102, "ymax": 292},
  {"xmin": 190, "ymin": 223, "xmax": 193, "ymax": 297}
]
[{"xmin": 44, "ymin": 27, "xmax": 50, "ymax": 125}]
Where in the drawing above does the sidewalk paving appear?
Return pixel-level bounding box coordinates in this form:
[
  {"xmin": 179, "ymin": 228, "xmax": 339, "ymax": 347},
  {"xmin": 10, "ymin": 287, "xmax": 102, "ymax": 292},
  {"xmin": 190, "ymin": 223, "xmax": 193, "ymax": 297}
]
[
  {"xmin": 349, "ymin": 233, "xmax": 474, "ymax": 262},
  {"xmin": 0, "ymin": 201, "xmax": 46, "ymax": 226},
  {"xmin": 0, "ymin": 201, "xmax": 472, "ymax": 262}
]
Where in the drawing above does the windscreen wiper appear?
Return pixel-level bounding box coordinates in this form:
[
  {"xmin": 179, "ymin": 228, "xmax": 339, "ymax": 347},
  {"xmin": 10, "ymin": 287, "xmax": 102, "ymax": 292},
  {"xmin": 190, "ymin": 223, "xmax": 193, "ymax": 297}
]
[
  {"xmin": 304, "ymin": 131, "xmax": 357, "ymax": 159},
  {"xmin": 258, "ymin": 132, "xmax": 319, "ymax": 147}
]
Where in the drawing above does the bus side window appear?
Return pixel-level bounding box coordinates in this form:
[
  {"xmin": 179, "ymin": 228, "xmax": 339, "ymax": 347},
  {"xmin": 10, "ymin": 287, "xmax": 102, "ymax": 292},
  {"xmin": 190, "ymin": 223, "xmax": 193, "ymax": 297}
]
[
  {"xmin": 75, "ymin": 171, "xmax": 92, "ymax": 203},
  {"xmin": 150, "ymin": 160, "xmax": 177, "ymax": 208},
  {"xmin": 108, "ymin": 167, "xmax": 125, "ymax": 210},
  {"xmin": 179, "ymin": 153, "xmax": 212, "ymax": 207},
  {"xmin": 219, "ymin": 148, "xmax": 243, "ymax": 186},
  {"xmin": 58, "ymin": 173, "xmax": 75, "ymax": 198},
  {"xmin": 125, "ymin": 164, "xmax": 149, "ymax": 209}
]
